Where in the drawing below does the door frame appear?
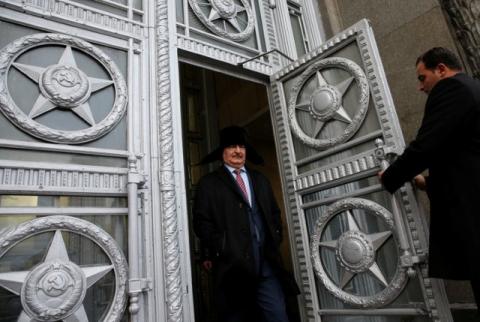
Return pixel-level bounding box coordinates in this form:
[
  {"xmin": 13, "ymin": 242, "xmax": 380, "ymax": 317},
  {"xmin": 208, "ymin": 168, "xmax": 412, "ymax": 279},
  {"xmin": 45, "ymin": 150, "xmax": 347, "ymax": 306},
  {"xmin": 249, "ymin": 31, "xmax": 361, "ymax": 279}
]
[{"xmin": 171, "ymin": 49, "xmax": 282, "ymax": 322}]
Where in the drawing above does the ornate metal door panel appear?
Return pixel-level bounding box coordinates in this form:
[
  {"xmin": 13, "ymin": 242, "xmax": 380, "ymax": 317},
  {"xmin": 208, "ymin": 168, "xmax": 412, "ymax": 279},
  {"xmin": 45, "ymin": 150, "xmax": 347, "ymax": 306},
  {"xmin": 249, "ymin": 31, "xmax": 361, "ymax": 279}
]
[
  {"xmin": 268, "ymin": 19, "xmax": 452, "ymax": 321},
  {"xmin": 0, "ymin": 1, "xmax": 154, "ymax": 321},
  {"xmin": 0, "ymin": 216, "xmax": 128, "ymax": 322}
]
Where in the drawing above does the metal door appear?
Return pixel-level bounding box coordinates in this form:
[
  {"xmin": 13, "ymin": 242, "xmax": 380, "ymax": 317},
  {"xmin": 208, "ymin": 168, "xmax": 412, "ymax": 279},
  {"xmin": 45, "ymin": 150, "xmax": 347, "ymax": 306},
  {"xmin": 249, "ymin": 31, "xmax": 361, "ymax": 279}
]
[
  {"xmin": 268, "ymin": 19, "xmax": 452, "ymax": 321},
  {"xmin": 0, "ymin": 1, "xmax": 153, "ymax": 321}
]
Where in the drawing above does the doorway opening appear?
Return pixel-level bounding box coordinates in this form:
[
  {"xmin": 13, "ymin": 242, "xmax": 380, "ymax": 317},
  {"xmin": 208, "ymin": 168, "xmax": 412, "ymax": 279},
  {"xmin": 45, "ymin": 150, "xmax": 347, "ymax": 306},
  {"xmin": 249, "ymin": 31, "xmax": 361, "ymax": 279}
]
[{"xmin": 179, "ymin": 62, "xmax": 298, "ymax": 322}]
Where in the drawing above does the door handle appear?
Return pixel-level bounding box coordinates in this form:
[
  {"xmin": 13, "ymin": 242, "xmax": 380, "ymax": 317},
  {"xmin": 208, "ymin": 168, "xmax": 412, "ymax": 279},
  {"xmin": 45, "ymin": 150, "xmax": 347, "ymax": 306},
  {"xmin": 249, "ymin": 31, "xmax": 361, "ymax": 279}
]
[{"xmin": 375, "ymin": 139, "xmax": 417, "ymax": 277}]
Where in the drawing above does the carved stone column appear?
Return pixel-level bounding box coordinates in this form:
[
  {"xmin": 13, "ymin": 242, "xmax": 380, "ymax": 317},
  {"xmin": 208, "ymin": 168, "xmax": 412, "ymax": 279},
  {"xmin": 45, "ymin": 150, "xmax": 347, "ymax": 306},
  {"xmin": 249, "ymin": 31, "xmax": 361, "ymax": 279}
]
[
  {"xmin": 440, "ymin": 0, "xmax": 480, "ymax": 78},
  {"xmin": 155, "ymin": 0, "xmax": 183, "ymax": 321}
]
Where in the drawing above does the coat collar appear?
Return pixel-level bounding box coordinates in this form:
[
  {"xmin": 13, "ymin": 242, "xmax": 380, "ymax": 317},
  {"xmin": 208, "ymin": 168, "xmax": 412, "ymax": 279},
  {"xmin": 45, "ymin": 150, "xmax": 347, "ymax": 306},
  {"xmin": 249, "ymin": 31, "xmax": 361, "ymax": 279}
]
[{"xmin": 215, "ymin": 165, "xmax": 257, "ymax": 205}]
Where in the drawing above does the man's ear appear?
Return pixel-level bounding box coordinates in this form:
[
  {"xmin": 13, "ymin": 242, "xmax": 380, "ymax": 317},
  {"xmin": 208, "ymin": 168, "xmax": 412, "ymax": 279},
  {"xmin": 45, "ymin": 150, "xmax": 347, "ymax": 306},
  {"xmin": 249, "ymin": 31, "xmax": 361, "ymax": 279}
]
[{"xmin": 437, "ymin": 63, "xmax": 448, "ymax": 75}]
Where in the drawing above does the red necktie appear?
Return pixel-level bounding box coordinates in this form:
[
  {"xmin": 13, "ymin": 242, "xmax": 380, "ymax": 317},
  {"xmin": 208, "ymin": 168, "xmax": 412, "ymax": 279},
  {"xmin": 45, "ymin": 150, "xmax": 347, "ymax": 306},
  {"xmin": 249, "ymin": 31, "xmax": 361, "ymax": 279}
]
[{"xmin": 234, "ymin": 169, "xmax": 249, "ymax": 201}]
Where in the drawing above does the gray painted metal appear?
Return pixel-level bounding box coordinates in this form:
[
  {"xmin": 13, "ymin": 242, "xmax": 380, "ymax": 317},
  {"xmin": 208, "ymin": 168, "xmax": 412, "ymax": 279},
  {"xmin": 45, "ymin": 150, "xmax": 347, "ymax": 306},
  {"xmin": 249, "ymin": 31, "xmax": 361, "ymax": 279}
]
[
  {"xmin": 0, "ymin": 216, "xmax": 128, "ymax": 322},
  {"xmin": 0, "ymin": 34, "xmax": 127, "ymax": 144},
  {"xmin": 268, "ymin": 19, "xmax": 452, "ymax": 321},
  {"xmin": 0, "ymin": 1, "xmax": 151, "ymax": 320},
  {"xmin": 310, "ymin": 197, "xmax": 408, "ymax": 307}
]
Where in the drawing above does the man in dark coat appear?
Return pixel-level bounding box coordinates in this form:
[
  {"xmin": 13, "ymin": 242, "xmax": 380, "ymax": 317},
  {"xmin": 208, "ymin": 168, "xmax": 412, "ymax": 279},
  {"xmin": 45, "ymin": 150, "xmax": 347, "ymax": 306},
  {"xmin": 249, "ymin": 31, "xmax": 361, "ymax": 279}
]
[
  {"xmin": 193, "ymin": 126, "xmax": 298, "ymax": 322},
  {"xmin": 379, "ymin": 47, "xmax": 480, "ymax": 311}
]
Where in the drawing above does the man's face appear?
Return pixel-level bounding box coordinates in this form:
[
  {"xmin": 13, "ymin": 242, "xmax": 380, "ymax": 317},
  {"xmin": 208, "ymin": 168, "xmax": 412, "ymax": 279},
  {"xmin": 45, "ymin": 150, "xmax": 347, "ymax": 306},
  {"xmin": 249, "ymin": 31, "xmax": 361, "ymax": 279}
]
[
  {"xmin": 222, "ymin": 144, "xmax": 246, "ymax": 169},
  {"xmin": 416, "ymin": 62, "xmax": 443, "ymax": 94}
]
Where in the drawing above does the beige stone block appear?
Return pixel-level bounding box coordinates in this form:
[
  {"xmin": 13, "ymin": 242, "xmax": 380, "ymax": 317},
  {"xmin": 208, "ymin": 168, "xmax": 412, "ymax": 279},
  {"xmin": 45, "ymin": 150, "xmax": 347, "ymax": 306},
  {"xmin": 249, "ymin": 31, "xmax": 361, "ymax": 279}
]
[
  {"xmin": 375, "ymin": 7, "xmax": 460, "ymax": 142},
  {"xmin": 334, "ymin": 0, "xmax": 439, "ymax": 38}
]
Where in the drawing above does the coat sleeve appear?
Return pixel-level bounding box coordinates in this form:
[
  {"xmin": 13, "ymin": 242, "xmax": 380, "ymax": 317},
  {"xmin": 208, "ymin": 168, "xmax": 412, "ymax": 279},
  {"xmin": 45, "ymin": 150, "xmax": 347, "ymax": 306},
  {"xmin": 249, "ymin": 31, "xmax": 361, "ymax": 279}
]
[
  {"xmin": 267, "ymin": 180, "xmax": 283, "ymax": 242},
  {"xmin": 382, "ymin": 77, "xmax": 473, "ymax": 193},
  {"xmin": 253, "ymin": 171, "xmax": 283, "ymax": 243},
  {"xmin": 193, "ymin": 177, "xmax": 220, "ymax": 260}
]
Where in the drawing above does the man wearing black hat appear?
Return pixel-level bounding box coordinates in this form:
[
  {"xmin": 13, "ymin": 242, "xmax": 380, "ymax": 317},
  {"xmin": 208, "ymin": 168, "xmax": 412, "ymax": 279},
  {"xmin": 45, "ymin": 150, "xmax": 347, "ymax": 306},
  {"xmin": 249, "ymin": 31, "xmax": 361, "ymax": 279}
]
[{"xmin": 193, "ymin": 126, "xmax": 297, "ymax": 322}]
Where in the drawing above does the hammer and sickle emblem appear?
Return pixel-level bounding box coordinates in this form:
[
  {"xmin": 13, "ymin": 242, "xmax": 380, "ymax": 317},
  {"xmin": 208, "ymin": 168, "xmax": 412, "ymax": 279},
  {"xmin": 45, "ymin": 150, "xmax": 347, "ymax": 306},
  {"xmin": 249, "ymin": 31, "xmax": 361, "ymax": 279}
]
[
  {"xmin": 54, "ymin": 69, "xmax": 80, "ymax": 88},
  {"xmin": 46, "ymin": 274, "xmax": 66, "ymax": 291}
]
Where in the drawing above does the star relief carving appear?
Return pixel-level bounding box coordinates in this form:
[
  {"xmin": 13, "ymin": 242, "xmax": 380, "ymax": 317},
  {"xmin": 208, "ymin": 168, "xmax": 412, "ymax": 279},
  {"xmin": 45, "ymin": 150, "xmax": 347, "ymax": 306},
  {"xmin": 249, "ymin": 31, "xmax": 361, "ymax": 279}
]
[
  {"xmin": 205, "ymin": 0, "xmax": 247, "ymax": 33},
  {"xmin": 288, "ymin": 57, "xmax": 370, "ymax": 150},
  {"xmin": 319, "ymin": 210, "xmax": 392, "ymax": 290},
  {"xmin": 189, "ymin": 0, "xmax": 254, "ymax": 42},
  {"xmin": 295, "ymin": 71, "xmax": 355, "ymax": 139},
  {"xmin": 12, "ymin": 45, "xmax": 113, "ymax": 126},
  {"xmin": 0, "ymin": 230, "xmax": 113, "ymax": 322},
  {"xmin": 311, "ymin": 198, "xmax": 407, "ymax": 307}
]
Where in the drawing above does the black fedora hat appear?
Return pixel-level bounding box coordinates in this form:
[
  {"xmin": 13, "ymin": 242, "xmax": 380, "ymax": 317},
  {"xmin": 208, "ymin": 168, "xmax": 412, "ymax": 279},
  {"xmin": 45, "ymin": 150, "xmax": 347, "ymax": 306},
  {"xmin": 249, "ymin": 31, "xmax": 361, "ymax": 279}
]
[{"xmin": 199, "ymin": 126, "xmax": 264, "ymax": 165}]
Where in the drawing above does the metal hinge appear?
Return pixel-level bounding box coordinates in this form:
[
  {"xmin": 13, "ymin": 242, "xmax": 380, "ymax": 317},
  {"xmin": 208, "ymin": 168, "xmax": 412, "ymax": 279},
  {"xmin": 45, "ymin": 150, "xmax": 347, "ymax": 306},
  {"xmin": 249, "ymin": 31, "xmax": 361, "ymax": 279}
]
[
  {"xmin": 128, "ymin": 172, "xmax": 147, "ymax": 187},
  {"xmin": 400, "ymin": 252, "xmax": 427, "ymax": 267},
  {"xmin": 400, "ymin": 251, "xmax": 428, "ymax": 277},
  {"xmin": 128, "ymin": 278, "xmax": 152, "ymax": 294}
]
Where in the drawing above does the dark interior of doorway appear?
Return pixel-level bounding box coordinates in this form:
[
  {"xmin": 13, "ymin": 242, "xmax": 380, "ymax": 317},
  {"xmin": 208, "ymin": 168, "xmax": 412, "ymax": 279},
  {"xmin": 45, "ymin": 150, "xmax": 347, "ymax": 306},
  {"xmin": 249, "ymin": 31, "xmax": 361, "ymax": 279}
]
[{"xmin": 179, "ymin": 62, "xmax": 299, "ymax": 322}]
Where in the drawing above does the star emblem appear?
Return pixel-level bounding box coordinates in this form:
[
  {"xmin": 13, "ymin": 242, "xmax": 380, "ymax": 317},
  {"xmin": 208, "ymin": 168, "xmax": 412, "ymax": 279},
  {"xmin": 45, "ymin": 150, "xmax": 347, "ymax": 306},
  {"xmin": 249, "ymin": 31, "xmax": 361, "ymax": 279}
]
[
  {"xmin": 319, "ymin": 210, "xmax": 392, "ymax": 289},
  {"xmin": 0, "ymin": 230, "xmax": 113, "ymax": 321},
  {"xmin": 190, "ymin": 0, "xmax": 254, "ymax": 41},
  {"xmin": 204, "ymin": 0, "xmax": 247, "ymax": 33},
  {"xmin": 12, "ymin": 45, "xmax": 113, "ymax": 126},
  {"xmin": 295, "ymin": 71, "xmax": 355, "ymax": 139}
]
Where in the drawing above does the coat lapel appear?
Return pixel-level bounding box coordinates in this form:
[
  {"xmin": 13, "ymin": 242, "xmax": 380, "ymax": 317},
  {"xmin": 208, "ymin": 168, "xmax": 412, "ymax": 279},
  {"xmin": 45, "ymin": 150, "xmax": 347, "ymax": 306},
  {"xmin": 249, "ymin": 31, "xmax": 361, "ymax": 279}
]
[{"xmin": 215, "ymin": 166, "xmax": 249, "ymax": 205}]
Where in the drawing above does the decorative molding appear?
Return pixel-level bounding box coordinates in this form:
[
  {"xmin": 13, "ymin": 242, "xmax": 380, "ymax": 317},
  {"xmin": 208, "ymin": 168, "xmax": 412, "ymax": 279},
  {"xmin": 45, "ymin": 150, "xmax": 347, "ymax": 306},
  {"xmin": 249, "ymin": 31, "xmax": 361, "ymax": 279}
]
[
  {"xmin": 294, "ymin": 151, "xmax": 377, "ymax": 191},
  {"xmin": 398, "ymin": 186, "xmax": 441, "ymax": 321},
  {"xmin": 295, "ymin": 130, "xmax": 383, "ymax": 167},
  {"xmin": 356, "ymin": 30, "xmax": 401, "ymax": 149},
  {"xmin": 270, "ymin": 81, "xmax": 317, "ymax": 319},
  {"xmin": 2, "ymin": 0, "xmax": 144, "ymax": 39},
  {"xmin": 177, "ymin": 35, "xmax": 273, "ymax": 75},
  {"xmin": 260, "ymin": 0, "xmax": 280, "ymax": 66},
  {"xmin": 272, "ymin": 27, "xmax": 358, "ymax": 80},
  {"xmin": 155, "ymin": 1, "xmax": 183, "ymax": 321},
  {"xmin": 300, "ymin": 0, "xmax": 324, "ymax": 49},
  {"xmin": 0, "ymin": 216, "xmax": 128, "ymax": 322},
  {"xmin": 269, "ymin": 0, "xmax": 297, "ymax": 65},
  {"xmin": 287, "ymin": 57, "xmax": 369, "ymax": 149},
  {"xmin": 0, "ymin": 33, "xmax": 128, "ymax": 144},
  {"xmin": 440, "ymin": 0, "xmax": 480, "ymax": 78},
  {"xmin": 310, "ymin": 198, "xmax": 408, "ymax": 308},
  {"xmin": 0, "ymin": 208, "xmax": 128, "ymax": 215},
  {"xmin": 0, "ymin": 138, "xmax": 129, "ymax": 157},
  {"xmin": 0, "ymin": 161, "xmax": 128, "ymax": 195},
  {"xmin": 188, "ymin": 0, "xmax": 255, "ymax": 42}
]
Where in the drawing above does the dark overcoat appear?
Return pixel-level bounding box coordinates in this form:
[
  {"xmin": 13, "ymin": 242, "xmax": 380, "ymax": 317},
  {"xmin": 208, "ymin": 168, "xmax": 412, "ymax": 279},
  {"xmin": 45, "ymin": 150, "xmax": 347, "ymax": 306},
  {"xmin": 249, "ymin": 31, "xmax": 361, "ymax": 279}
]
[
  {"xmin": 382, "ymin": 73, "xmax": 480, "ymax": 279},
  {"xmin": 193, "ymin": 166, "xmax": 297, "ymax": 301}
]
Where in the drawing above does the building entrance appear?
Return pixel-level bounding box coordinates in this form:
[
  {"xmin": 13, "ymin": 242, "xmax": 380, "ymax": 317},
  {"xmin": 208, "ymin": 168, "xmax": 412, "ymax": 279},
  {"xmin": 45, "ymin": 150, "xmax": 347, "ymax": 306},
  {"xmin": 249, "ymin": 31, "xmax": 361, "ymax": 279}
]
[
  {"xmin": 178, "ymin": 19, "xmax": 456, "ymax": 322},
  {"xmin": 179, "ymin": 62, "xmax": 298, "ymax": 322}
]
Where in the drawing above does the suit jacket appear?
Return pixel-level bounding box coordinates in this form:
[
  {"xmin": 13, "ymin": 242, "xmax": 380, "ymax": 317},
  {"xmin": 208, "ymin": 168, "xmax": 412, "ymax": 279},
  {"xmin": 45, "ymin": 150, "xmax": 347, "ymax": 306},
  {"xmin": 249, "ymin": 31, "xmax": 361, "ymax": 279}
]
[
  {"xmin": 193, "ymin": 165, "xmax": 297, "ymax": 293},
  {"xmin": 382, "ymin": 73, "xmax": 480, "ymax": 279}
]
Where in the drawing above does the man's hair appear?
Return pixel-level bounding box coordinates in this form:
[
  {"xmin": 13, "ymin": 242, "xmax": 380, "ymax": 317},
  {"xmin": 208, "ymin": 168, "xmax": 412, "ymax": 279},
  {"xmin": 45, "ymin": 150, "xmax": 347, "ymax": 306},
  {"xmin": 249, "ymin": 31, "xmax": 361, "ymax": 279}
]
[{"xmin": 416, "ymin": 47, "xmax": 462, "ymax": 70}]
